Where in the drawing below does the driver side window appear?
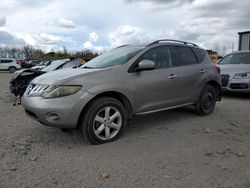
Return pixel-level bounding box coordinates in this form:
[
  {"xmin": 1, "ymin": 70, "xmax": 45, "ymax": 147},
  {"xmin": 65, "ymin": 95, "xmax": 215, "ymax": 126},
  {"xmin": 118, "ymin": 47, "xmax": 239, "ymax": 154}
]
[{"xmin": 140, "ymin": 46, "xmax": 173, "ymax": 69}]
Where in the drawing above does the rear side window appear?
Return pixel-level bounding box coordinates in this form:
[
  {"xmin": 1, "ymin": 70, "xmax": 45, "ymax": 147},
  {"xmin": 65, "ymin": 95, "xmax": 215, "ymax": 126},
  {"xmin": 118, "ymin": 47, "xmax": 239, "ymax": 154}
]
[
  {"xmin": 139, "ymin": 46, "xmax": 173, "ymax": 69},
  {"xmin": 1, "ymin": 59, "xmax": 13, "ymax": 63},
  {"xmin": 171, "ymin": 46, "xmax": 197, "ymax": 66},
  {"xmin": 192, "ymin": 48, "xmax": 206, "ymax": 63}
]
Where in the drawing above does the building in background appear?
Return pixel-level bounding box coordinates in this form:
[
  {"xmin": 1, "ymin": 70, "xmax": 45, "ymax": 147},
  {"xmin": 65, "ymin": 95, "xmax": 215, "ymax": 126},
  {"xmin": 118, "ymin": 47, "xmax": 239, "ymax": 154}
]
[{"xmin": 238, "ymin": 31, "xmax": 250, "ymax": 51}]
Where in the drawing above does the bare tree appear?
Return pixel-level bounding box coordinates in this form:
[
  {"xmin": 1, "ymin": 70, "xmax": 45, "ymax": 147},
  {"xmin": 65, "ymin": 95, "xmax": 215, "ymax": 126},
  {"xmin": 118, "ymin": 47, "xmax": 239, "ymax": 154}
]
[{"xmin": 22, "ymin": 45, "xmax": 33, "ymax": 60}]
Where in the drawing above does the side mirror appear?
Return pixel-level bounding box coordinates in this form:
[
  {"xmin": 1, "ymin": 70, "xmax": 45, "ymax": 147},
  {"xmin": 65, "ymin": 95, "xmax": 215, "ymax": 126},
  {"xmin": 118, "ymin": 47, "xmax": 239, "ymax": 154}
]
[{"xmin": 136, "ymin": 60, "xmax": 155, "ymax": 71}]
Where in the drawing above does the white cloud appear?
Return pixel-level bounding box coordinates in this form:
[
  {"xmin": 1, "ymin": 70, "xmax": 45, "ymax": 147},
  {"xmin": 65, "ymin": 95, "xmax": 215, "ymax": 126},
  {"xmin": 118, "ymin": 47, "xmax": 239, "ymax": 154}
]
[
  {"xmin": 58, "ymin": 18, "xmax": 75, "ymax": 28},
  {"xmin": 0, "ymin": 0, "xmax": 18, "ymax": 9},
  {"xmin": 108, "ymin": 25, "xmax": 144, "ymax": 47},
  {"xmin": 82, "ymin": 32, "xmax": 104, "ymax": 52},
  {"xmin": 0, "ymin": 16, "xmax": 6, "ymax": 27},
  {"xmin": 0, "ymin": 0, "xmax": 249, "ymax": 54},
  {"xmin": 40, "ymin": 33, "xmax": 60, "ymax": 44},
  {"xmin": 83, "ymin": 41, "xmax": 93, "ymax": 49},
  {"xmin": 0, "ymin": 29, "xmax": 25, "ymax": 46},
  {"xmin": 89, "ymin": 32, "xmax": 98, "ymax": 43},
  {"xmin": 126, "ymin": 0, "xmax": 195, "ymax": 10}
]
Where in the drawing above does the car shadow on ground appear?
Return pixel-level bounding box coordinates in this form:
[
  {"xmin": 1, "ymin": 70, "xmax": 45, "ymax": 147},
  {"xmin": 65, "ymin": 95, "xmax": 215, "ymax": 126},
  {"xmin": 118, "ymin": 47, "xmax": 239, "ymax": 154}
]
[
  {"xmin": 222, "ymin": 92, "xmax": 250, "ymax": 99},
  {"xmin": 25, "ymin": 106, "xmax": 198, "ymax": 147},
  {"xmin": 126, "ymin": 106, "xmax": 196, "ymax": 135}
]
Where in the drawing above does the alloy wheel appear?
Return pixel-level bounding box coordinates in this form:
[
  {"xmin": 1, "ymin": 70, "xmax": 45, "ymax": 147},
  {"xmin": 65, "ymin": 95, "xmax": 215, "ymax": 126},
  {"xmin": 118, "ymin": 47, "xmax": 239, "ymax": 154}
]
[{"xmin": 93, "ymin": 106, "xmax": 122, "ymax": 140}]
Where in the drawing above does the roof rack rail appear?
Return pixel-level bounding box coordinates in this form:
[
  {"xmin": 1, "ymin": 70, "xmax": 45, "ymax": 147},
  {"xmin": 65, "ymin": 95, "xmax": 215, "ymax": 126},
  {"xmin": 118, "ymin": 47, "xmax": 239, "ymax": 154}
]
[
  {"xmin": 147, "ymin": 39, "xmax": 199, "ymax": 47},
  {"xmin": 115, "ymin": 44, "xmax": 130, "ymax": 49}
]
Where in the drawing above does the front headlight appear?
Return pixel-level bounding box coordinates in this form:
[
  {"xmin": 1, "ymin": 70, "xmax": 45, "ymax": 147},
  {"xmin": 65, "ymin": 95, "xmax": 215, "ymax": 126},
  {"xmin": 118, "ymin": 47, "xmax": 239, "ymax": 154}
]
[
  {"xmin": 41, "ymin": 85, "xmax": 82, "ymax": 99},
  {"xmin": 233, "ymin": 72, "xmax": 250, "ymax": 79}
]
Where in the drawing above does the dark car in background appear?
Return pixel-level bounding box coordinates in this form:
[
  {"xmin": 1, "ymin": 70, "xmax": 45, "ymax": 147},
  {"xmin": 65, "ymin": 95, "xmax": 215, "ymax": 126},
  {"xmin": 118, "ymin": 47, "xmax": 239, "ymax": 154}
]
[
  {"xmin": 10, "ymin": 59, "xmax": 81, "ymax": 97},
  {"xmin": 29, "ymin": 60, "xmax": 41, "ymax": 67},
  {"xmin": 30, "ymin": 61, "xmax": 52, "ymax": 71},
  {"xmin": 219, "ymin": 50, "xmax": 250, "ymax": 93},
  {"xmin": 17, "ymin": 60, "xmax": 30, "ymax": 68}
]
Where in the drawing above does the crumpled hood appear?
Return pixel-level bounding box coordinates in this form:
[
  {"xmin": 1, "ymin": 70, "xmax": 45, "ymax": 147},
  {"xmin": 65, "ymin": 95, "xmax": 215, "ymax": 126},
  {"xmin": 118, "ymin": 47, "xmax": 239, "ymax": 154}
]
[
  {"xmin": 32, "ymin": 68, "xmax": 103, "ymax": 85},
  {"xmin": 220, "ymin": 64, "xmax": 250, "ymax": 76}
]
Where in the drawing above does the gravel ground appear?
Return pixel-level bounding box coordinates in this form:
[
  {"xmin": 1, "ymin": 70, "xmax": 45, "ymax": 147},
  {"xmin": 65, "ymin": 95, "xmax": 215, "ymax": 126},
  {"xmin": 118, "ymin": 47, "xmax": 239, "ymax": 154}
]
[{"xmin": 0, "ymin": 72, "xmax": 250, "ymax": 188}]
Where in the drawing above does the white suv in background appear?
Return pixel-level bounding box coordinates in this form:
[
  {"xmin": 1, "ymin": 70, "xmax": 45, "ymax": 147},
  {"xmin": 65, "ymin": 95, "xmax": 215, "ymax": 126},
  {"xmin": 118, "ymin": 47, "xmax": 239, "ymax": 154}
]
[{"xmin": 0, "ymin": 58, "xmax": 21, "ymax": 73}]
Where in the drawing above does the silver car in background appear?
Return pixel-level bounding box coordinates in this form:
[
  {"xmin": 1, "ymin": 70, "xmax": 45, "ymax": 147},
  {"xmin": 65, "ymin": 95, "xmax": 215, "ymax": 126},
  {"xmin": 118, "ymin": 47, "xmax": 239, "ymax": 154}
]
[{"xmin": 219, "ymin": 51, "xmax": 250, "ymax": 92}]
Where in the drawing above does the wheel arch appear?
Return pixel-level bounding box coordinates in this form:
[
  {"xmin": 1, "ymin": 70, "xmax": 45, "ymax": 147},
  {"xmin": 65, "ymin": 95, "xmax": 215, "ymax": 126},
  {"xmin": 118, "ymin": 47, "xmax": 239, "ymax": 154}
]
[
  {"xmin": 76, "ymin": 91, "xmax": 134, "ymax": 129},
  {"xmin": 206, "ymin": 80, "xmax": 222, "ymax": 101},
  {"xmin": 9, "ymin": 66, "xmax": 17, "ymax": 70}
]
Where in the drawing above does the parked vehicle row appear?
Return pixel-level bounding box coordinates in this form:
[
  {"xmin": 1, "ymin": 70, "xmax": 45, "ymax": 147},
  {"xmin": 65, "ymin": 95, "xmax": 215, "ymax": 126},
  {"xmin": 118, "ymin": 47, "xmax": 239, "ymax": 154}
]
[{"xmin": 21, "ymin": 39, "xmax": 222, "ymax": 144}]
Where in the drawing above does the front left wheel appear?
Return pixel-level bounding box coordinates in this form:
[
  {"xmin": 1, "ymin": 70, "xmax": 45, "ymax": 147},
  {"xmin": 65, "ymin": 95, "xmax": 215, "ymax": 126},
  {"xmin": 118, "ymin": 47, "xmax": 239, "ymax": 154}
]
[{"xmin": 79, "ymin": 97, "xmax": 127, "ymax": 144}]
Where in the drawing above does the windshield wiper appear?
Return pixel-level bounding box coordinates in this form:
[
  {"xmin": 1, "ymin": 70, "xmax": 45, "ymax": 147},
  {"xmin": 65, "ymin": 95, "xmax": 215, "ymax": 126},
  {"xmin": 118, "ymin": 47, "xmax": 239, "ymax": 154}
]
[{"xmin": 82, "ymin": 66, "xmax": 95, "ymax": 69}]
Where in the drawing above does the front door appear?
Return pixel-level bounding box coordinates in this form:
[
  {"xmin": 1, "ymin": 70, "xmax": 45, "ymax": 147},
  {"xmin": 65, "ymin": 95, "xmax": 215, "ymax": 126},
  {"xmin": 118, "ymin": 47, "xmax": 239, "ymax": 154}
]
[{"xmin": 132, "ymin": 46, "xmax": 179, "ymax": 114}]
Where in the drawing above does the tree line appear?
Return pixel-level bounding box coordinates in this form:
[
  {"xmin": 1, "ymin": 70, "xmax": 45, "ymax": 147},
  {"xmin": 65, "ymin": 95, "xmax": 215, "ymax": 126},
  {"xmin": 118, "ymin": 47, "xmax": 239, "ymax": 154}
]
[{"xmin": 0, "ymin": 45, "xmax": 99, "ymax": 61}]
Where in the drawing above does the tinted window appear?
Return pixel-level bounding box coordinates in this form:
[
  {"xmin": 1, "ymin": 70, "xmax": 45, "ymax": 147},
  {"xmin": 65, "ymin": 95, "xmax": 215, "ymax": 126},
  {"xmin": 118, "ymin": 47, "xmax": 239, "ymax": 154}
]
[
  {"xmin": 220, "ymin": 53, "xmax": 250, "ymax": 64},
  {"xmin": 1, "ymin": 59, "xmax": 13, "ymax": 63},
  {"xmin": 62, "ymin": 60, "xmax": 80, "ymax": 68},
  {"xmin": 140, "ymin": 46, "xmax": 173, "ymax": 69},
  {"xmin": 171, "ymin": 46, "xmax": 197, "ymax": 66},
  {"xmin": 192, "ymin": 48, "xmax": 206, "ymax": 63}
]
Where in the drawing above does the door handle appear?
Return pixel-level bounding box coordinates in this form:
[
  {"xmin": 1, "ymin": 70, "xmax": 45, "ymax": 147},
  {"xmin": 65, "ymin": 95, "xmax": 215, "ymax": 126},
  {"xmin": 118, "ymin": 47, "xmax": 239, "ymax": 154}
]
[
  {"xmin": 168, "ymin": 74, "xmax": 177, "ymax": 79},
  {"xmin": 200, "ymin": 69, "xmax": 206, "ymax": 73}
]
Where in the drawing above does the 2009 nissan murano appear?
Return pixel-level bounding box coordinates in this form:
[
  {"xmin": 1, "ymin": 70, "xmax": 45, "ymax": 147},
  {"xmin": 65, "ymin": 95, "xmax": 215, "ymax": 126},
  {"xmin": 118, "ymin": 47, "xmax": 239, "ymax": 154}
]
[{"xmin": 22, "ymin": 39, "xmax": 222, "ymax": 144}]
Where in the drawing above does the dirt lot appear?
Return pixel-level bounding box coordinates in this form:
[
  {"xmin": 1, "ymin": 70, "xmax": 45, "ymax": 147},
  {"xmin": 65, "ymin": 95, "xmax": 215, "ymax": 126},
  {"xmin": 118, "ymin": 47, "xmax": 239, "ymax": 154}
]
[{"xmin": 0, "ymin": 72, "xmax": 250, "ymax": 188}]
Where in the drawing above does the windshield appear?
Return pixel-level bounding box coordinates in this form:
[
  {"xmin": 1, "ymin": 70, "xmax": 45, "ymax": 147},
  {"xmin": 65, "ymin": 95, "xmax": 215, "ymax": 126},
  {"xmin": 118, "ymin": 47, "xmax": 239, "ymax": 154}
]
[
  {"xmin": 220, "ymin": 53, "xmax": 250, "ymax": 65},
  {"xmin": 81, "ymin": 46, "xmax": 143, "ymax": 69},
  {"xmin": 41, "ymin": 60, "xmax": 68, "ymax": 72}
]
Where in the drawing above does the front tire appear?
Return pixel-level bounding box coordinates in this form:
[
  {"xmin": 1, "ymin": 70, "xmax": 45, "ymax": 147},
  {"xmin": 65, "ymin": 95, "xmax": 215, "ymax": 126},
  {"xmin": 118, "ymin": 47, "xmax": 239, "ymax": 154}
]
[
  {"xmin": 196, "ymin": 85, "xmax": 216, "ymax": 115},
  {"xmin": 79, "ymin": 97, "xmax": 127, "ymax": 144}
]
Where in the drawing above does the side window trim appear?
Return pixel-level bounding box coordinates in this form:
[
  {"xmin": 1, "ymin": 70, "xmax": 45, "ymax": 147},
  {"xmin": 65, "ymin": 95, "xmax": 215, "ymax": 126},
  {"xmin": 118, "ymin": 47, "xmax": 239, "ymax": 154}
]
[{"xmin": 190, "ymin": 48, "xmax": 199, "ymax": 63}]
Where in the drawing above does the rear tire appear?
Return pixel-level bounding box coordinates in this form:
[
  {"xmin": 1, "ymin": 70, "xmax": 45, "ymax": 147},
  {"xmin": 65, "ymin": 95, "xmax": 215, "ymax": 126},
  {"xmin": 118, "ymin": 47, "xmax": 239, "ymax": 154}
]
[
  {"xmin": 9, "ymin": 67, "xmax": 17, "ymax": 73},
  {"xmin": 196, "ymin": 85, "xmax": 216, "ymax": 115},
  {"xmin": 79, "ymin": 97, "xmax": 127, "ymax": 144}
]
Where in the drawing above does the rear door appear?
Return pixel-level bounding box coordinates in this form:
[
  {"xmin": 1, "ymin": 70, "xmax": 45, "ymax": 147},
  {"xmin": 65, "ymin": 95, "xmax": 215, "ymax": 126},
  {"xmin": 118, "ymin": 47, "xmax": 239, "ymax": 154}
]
[
  {"xmin": 170, "ymin": 46, "xmax": 205, "ymax": 104},
  {"xmin": 132, "ymin": 46, "xmax": 179, "ymax": 114}
]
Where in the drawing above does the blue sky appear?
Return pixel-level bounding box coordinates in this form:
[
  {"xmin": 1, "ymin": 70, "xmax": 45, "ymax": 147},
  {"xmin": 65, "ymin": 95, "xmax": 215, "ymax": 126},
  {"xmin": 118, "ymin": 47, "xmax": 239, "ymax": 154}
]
[{"xmin": 0, "ymin": 0, "xmax": 250, "ymax": 54}]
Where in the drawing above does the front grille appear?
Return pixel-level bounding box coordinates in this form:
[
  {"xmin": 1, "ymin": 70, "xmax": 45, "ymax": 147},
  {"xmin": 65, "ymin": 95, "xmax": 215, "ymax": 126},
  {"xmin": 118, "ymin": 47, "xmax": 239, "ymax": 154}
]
[
  {"xmin": 27, "ymin": 83, "xmax": 56, "ymax": 96},
  {"xmin": 221, "ymin": 74, "xmax": 230, "ymax": 87}
]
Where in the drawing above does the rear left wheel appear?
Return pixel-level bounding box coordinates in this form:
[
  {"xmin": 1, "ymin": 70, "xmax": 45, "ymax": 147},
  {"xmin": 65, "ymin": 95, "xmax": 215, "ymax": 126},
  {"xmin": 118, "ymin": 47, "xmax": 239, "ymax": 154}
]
[
  {"xmin": 9, "ymin": 67, "xmax": 17, "ymax": 73},
  {"xmin": 79, "ymin": 97, "xmax": 127, "ymax": 144},
  {"xmin": 196, "ymin": 85, "xmax": 216, "ymax": 115}
]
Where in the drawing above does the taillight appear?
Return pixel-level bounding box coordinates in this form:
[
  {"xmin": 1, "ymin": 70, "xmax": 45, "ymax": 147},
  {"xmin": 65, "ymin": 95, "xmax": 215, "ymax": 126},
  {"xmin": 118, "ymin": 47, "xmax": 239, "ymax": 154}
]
[
  {"xmin": 16, "ymin": 61, "xmax": 21, "ymax": 64},
  {"xmin": 215, "ymin": 64, "xmax": 221, "ymax": 74}
]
